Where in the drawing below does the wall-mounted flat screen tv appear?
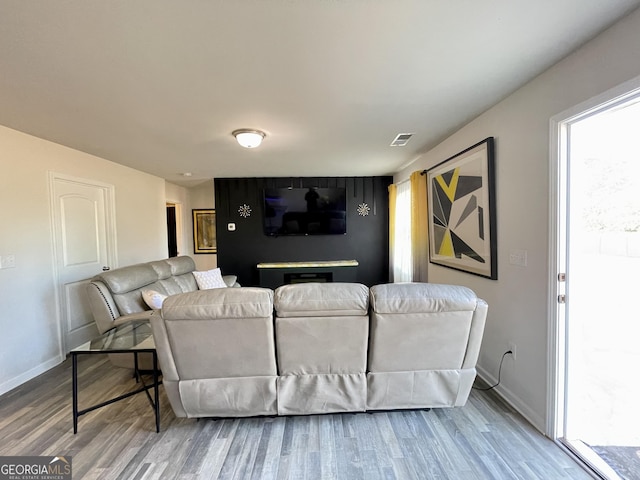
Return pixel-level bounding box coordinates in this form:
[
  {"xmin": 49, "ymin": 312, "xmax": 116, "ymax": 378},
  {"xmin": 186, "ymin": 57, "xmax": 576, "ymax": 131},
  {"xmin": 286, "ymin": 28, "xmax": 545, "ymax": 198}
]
[{"xmin": 263, "ymin": 187, "xmax": 347, "ymax": 235}]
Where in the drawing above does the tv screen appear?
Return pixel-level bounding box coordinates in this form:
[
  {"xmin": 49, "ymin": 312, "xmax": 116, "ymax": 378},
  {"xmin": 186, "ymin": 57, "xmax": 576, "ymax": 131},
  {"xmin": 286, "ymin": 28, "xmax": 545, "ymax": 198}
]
[{"xmin": 263, "ymin": 187, "xmax": 347, "ymax": 235}]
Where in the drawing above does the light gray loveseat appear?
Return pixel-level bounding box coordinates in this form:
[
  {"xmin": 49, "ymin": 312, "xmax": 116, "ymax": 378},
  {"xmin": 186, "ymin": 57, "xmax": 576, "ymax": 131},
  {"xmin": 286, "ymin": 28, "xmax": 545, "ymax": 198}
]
[
  {"xmin": 150, "ymin": 281, "xmax": 488, "ymax": 418},
  {"xmin": 85, "ymin": 256, "xmax": 238, "ymax": 368},
  {"xmin": 86, "ymin": 256, "xmax": 238, "ymax": 335}
]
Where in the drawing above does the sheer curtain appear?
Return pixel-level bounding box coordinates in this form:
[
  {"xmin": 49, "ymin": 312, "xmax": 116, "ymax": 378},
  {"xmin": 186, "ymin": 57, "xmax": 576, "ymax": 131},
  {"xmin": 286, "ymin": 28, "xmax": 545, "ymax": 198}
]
[
  {"xmin": 410, "ymin": 171, "xmax": 429, "ymax": 281},
  {"xmin": 388, "ymin": 183, "xmax": 397, "ymax": 280},
  {"xmin": 392, "ymin": 180, "xmax": 412, "ymax": 282}
]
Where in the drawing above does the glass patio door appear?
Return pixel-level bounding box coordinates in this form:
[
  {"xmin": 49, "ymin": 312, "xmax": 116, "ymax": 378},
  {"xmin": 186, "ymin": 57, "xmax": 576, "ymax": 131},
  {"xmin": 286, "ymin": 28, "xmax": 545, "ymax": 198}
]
[{"xmin": 556, "ymin": 92, "xmax": 640, "ymax": 479}]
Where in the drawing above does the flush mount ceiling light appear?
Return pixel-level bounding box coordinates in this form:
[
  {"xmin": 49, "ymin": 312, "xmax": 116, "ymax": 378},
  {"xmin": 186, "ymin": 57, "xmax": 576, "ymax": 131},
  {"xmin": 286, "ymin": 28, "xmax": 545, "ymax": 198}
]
[{"xmin": 232, "ymin": 129, "xmax": 266, "ymax": 148}]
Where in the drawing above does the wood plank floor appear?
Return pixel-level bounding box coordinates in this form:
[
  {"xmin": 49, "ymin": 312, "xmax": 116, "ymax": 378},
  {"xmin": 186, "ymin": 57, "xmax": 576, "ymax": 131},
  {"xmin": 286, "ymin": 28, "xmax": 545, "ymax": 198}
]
[{"xmin": 0, "ymin": 356, "xmax": 592, "ymax": 479}]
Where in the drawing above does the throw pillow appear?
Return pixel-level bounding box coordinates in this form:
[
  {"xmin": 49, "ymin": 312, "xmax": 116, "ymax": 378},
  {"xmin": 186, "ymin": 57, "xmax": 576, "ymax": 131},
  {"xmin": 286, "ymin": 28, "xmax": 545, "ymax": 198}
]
[
  {"xmin": 142, "ymin": 290, "xmax": 167, "ymax": 310},
  {"xmin": 193, "ymin": 268, "xmax": 228, "ymax": 290}
]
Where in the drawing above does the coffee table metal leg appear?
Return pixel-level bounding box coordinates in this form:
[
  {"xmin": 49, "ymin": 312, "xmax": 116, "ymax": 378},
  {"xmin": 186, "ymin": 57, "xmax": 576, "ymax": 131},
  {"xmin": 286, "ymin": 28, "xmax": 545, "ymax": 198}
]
[
  {"xmin": 153, "ymin": 352, "xmax": 160, "ymax": 433},
  {"xmin": 72, "ymin": 353, "xmax": 78, "ymax": 434},
  {"xmin": 71, "ymin": 347, "xmax": 159, "ymax": 434},
  {"xmin": 134, "ymin": 351, "xmax": 140, "ymax": 383}
]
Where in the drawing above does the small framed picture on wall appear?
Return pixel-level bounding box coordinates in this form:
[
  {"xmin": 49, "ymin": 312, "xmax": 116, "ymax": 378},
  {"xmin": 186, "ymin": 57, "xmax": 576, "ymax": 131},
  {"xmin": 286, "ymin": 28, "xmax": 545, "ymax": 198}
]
[{"xmin": 192, "ymin": 209, "xmax": 217, "ymax": 254}]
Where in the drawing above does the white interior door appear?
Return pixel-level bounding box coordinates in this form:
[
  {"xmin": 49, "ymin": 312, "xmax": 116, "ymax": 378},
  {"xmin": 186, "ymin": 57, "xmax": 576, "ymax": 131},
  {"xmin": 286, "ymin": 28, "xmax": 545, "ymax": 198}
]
[{"xmin": 50, "ymin": 173, "xmax": 116, "ymax": 352}]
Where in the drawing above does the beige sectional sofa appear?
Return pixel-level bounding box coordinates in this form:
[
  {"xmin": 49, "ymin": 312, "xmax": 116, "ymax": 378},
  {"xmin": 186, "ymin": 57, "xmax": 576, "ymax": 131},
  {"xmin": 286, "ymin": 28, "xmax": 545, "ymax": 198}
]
[{"xmin": 150, "ymin": 281, "xmax": 488, "ymax": 419}]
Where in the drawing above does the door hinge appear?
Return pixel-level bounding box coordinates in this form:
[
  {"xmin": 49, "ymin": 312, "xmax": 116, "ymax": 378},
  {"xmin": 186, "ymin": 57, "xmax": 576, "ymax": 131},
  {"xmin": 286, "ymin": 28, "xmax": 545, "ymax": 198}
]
[{"xmin": 558, "ymin": 294, "xmax": 566, "ymax": 304}]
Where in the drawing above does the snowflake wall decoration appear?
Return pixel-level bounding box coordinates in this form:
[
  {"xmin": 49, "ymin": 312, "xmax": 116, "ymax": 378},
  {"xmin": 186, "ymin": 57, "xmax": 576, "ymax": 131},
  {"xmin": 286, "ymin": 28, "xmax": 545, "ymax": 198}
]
[
  {"xmin": 238, "ymin": 204, "xmax": 252, "ymax": 218},
  {"xmin": 357, "ymin": 202, "xmax": 370, "ymax": 216}
]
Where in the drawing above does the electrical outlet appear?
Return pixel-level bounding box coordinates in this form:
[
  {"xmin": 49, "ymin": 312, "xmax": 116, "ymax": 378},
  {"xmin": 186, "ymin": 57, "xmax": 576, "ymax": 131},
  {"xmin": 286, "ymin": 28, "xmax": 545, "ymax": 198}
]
[{"xmin": 507, "ymin": 342, "xmax": 517, "ymax": 361}]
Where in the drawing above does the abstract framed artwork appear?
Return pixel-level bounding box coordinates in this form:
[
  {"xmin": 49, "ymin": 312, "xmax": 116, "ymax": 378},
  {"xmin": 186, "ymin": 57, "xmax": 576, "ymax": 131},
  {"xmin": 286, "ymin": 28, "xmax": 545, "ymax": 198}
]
[
  {"xmin": 192, "ymin": 209, "xmax": 217, "ymax": 254},
  {"xmin": 426, "ymin": 137, "xmax": 497, "ymax": 279}
]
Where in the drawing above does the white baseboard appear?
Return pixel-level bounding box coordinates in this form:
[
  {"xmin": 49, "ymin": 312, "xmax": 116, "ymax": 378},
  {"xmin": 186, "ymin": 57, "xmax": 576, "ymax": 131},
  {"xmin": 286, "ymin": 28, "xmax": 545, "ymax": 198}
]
[
  {"xmin": 476, "ymin": 364, "xmax": 546, "ymax": 434},
  {"xmin": 0, "ymin": 354, "xmax": 65, "ymax": 397}
]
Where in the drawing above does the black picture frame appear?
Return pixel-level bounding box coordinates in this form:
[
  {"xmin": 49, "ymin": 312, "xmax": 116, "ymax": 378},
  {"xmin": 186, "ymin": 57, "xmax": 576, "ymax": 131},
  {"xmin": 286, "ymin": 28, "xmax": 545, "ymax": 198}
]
[{"xmin": 426, "ymin": 137, "xmax": 497, "ymax": 279}]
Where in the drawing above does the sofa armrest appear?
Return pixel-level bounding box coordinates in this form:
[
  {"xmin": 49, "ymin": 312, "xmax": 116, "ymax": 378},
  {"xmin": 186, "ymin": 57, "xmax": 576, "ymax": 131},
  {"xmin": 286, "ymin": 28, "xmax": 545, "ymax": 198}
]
[
  {"xmin": 462, "ymin": 299, "xmax": 488, "ymax": 369},
  {"xmin": 149, "ymin": 314, "xmax": 180, "ymax": 382},
  {"xmin": 87, "ymin": 280, "xmax": 156, "ymax": 333},
  {"xmin": 86, "ymin": 281, "xmax": 122, "ymax": 334},
  {"xmin": 112, "ymin": 310, "xmax": 154, "ymax": 328},
  {"xmin": 149, "ymin": 313, "xmax": 188, "ymax": 418}
]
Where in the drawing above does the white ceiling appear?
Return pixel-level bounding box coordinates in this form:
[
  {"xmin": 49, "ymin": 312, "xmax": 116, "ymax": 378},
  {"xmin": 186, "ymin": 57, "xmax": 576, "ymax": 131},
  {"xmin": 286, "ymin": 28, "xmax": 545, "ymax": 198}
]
[{"xmin": 1, "ymin": 1, "xmax": 639, "ymax": 186}]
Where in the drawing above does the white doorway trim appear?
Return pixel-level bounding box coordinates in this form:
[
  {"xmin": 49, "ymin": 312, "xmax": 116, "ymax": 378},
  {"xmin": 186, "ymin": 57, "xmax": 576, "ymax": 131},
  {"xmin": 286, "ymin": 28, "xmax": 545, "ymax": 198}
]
[
  {"xmin": 48, "ymin": 172, "xmax": 118, "ymax": 356},
  {"xmin": 547, "ymin": 74, "xmax": 640, "ymax": 440}
]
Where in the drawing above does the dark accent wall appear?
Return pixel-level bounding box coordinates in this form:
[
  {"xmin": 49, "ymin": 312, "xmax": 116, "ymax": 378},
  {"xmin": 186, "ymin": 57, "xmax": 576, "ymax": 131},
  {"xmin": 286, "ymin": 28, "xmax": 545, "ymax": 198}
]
[{"xmin": 214, "ymin": 177, "xmax": 392, "ymax": 287}]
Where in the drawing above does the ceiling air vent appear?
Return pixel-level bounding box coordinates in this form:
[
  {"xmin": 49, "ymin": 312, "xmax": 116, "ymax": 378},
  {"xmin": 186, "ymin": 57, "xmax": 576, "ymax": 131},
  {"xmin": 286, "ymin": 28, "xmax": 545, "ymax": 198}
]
[{"xmin": 390, "ymin": 133, "xmax": 414, "ymax": 147}]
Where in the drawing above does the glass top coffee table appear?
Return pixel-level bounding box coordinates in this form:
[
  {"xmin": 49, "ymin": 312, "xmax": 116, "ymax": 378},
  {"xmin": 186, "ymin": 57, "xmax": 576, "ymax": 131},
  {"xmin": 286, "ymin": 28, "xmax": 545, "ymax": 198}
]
[{"xmin": 71, "ymin": 321, "xmax": 161, "ymax": 433}]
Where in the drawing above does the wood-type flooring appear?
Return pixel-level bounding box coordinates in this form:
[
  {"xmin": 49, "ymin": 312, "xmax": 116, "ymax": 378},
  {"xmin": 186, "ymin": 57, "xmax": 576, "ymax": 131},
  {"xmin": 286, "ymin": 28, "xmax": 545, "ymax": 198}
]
[{"xmin": 0, "ymin": 355, "xmax": 592, "ymax": 479}]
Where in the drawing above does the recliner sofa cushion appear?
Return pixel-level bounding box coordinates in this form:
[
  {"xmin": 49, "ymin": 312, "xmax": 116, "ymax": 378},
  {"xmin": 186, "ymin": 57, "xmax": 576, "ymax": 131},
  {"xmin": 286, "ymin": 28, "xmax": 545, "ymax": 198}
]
[
  {"xmin": 164, "ymin": 256, "xmax": 199, "ymax": 293},
  {"xmin": 369, "ymin": 282, "xmax": 478, "ymax": 314},
  {"xmin": 179, "ymin": 377, "xmax": 277, "ymax": 417},
  {"xmin": 273, "ymin": 282, "xmax": 369, "ymax": 415},
  {"xmin": 149, "ymin": 260, "xmax": 172, "ymax": 279},
  {"xmin": 276, "ymin": 315, "xmax": 368, "ymax": 375},
  {"xmin": 96, "ymin": 263, "xmax": 159, "ymax": 295},
  {"xmin": 274, "ymin": 282, "xmax": 368, "ymax": 317},
  {"xmin": 368, "ymin": 283, "xmax": 479, "ymax": 372},
  {"xmin": 277, "ymin": 373, "xmax": 366, "ymax": 415},
  {"xmin": 162, "ymin": 287, "xmax": 274, "ymax": 320},
  {"xmin": 167, "ymin": 256, "xmax": 198, "ymax": 276},
  {"xmin": 152, "ymin": 285, "xmax": 278, "ymax": 418},
  {"xmin": 367, "ymin": 369, "xmax": 477, "ymax": 409},
  {"xmin": 159, "ymin": 288, "xmax": 277, "ymax": 380},
  {"xmin": 366, "ymin": 282, "xmax": 487, "ymax": 410},
  {"xmin": 369, "ymin": 310, "xmax": 473, "ymax": 371}
]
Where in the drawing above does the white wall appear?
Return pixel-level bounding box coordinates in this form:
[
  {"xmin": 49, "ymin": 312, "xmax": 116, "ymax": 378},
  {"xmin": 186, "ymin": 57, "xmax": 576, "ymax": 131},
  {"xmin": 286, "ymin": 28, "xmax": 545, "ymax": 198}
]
[
  {"xmin": 0, "ymin": 125, "xmax": 168, "ymax": 395},
  {"xmin": 395, "ymin": 8, "xmax": 640, "ymax": 431}
]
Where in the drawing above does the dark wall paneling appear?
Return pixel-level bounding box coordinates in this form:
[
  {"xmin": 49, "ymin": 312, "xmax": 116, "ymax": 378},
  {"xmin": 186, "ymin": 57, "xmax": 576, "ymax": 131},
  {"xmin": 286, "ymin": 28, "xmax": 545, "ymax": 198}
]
[{"xmin": 214, "ymin": 176, "xmax": 392, "ymax": 287}]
